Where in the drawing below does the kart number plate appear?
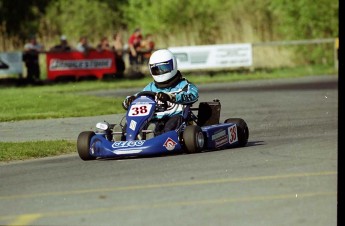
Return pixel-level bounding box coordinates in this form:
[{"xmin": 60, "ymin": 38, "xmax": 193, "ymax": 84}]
[
  {"xmin": 128, "ymin": 104, "xmax": 152, "ymax": 116},
  {"xmin": 228, "ymin": 124, "xmax": 238, "ymax": 144}
]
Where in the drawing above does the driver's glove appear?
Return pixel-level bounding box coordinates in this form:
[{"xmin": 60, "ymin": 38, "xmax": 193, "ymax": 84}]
[
  {"xmin": 156, "ymin": 92, "xmax": 176, "ymax": 103},
  {"xmin": 122, "ymin": 95, "xmax": 136, "ymax": 110}
]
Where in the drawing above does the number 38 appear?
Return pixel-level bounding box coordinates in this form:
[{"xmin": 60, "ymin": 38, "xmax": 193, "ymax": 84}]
[
  {"xmin": 130, "ymin": 105, "xmax": 148, "ymax": 116},
  {"xmin": 229, "ymin": 125, "xmax": 238, "ymax": 144}
]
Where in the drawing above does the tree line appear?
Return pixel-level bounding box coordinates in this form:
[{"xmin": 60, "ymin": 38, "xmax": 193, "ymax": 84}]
[{"xmin": 0, "ymin": 0, "xmax": 338, "ymax": 53}]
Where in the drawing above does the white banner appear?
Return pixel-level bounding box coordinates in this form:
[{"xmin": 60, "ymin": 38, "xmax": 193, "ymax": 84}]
[
  {"xmin": 0, "ymin": 52, "xmax": 23, "ymax": 77},
  {"xmin": 168, "ymin": 44, "xmax": 252, "ymax": 70}
]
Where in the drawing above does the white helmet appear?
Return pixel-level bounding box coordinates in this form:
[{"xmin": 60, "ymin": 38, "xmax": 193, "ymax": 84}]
[{"xmin": 149, "ymin": 49, "xmax": 178, "ymax": 83}]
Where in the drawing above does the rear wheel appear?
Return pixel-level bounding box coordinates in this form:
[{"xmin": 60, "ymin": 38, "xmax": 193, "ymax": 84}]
[
  {"xmin": 77, "ymin": 131, "xmax": 96, "ymax": 160},
  {"xmin": 183, "ymin": 125, "xmax": 204, "ymax": 153},
  {"xmin": 224, "ymin": 118, "xmax": 249, "ymax": 147}
]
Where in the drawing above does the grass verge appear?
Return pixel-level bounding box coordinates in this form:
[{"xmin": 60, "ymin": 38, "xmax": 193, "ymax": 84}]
[
  {"xmin": 0, "ymin": 89, "xmax": 123, "ymax": 121},
  {"xmin": 0, "ymin": 140, "xmax": 76, "ymax": 162},
  {"xmin": 0, "ymin": 64, "xmax": 336, "ymax": 122}
]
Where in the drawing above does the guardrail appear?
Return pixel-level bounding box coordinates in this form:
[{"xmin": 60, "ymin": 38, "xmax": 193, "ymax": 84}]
[
  {"xmin": 253, "ymin": 38, "xmax": 335, "ymax": 46},
  {"xmin": 252, "ymin": 38, "xmax": 337, "ymax": 71}
]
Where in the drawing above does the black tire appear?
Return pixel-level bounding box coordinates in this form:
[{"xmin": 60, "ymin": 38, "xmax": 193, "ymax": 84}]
[
  {"xmin": 224, "ymin": 118, "xmax": 249, "ymax": 147},
  {"xmin": 183, "ymin": 125, "xmax": 204, "ymax": 153},
  {"xmin": 77, "ymin": 131, "xmax": 96, "ymax": 160}
]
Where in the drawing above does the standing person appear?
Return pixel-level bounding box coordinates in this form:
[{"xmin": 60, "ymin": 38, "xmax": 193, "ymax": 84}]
[
  {"xmin": 49, "ymin": 35, "xmax": 71, "ymax": 52},
  {"xmin": 76, "ymin": 36, "xmax": 93, "ymax": 53},
  {"xmin": 23, "ymin": 35, "xmax": 44, "ymax": 83},
  {"xmin": 128, "ymin": 28, "xmax": 142, "ymax": 66},
  {"xmin": 112, "ymin": 32, "xmax": 125, "ymax": 78},
  {"xmin": 96, "ymin": 36, "xmax": 111, "ymax": 51},
  {"xmin": 122, "ymin": 49, "xmax": 199, "ymax": 135},
  {"xmin": 140, "ymin": 34, "xmax": 155, "ymax": 64}
]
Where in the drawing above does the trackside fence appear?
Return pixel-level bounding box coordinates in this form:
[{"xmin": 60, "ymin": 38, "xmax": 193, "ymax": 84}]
[
  {"xmin": 251, "ymin": 38, "xmax": 337, "ymax": 71},
  {"xmin": 0, "ymin": 38, "xmax": 338, "ymax": 80}
]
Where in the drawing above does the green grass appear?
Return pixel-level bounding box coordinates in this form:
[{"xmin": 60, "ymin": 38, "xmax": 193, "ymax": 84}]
[
  {"xmin": 0, "ymin": 140, "xmax": 76, "ymax": 162},
  {"xmin": 0, "ymin": 88, "xmax": 123, "ymax": 121},
  {"xmin": 0, "ymin": 64, "xmax": 336, "ymax": 122}
]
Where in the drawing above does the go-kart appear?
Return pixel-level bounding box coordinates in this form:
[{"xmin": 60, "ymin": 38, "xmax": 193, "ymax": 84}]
[{"xmin": 77, "ymin": 91, "xmax": 249, "ymax": 160}]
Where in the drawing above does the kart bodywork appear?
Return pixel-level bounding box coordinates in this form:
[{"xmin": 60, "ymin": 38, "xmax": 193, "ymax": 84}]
[{"xmin": 77, "ymin": 91, "xmax": 249, "ymax": 160}]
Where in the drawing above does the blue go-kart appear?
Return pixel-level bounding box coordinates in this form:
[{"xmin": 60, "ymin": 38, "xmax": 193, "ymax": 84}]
[{"xmin": 77, "ymin": 91, "xmax": 249, "ymax": 160}]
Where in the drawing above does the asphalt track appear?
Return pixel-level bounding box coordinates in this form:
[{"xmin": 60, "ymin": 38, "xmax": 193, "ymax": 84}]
[{"xmin": 0, "ymin": 75, "xmax": 338, "ymax": 226}]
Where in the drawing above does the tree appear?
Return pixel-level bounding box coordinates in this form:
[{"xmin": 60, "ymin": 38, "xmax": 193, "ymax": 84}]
[
  {"xmin": 0, "ymin": 0, "xmax": 51, "ymax": 39},
  {"xmin": 269, "ymin": 0, "xmax": 338, "ymax": 39},
  {"xmin": 43, "ymin": 0, "xmax": 122, "ymax": 43},
  {"xmin": 123, "ymin": 0, "xmax": 229, "ymax": 46}
]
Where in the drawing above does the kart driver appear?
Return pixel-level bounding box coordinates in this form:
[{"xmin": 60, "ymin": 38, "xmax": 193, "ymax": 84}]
[{"xmin": 122, "ymin": 49, "xmax": 199, "ymax": 134}]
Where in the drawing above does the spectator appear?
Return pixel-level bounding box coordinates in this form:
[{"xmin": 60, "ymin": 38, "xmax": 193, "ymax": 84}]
[
  {"xmin": 112, "ymin": 32, "xmax": 125, "ymax": 78},
  {"xmin": 112, "ymin": 33, "xmax": 124, "ymax": 57},
  {"xmin": 76, "ymin": 36, "xmax": 93, "ymax": 53},
  {"xmin": 140, "ymin": 34, "xmax": 155, "ymax": 64},
  {"xmin": 128, "ymin": 28, "xmax": 142, "ymax": 65},
  {"xmin": 23, "ymin": 35, "xmax": 44, "ymax": 83},
  {"xmin": 50, "ymin": 35, "xmax": 71, "ymax": 52},
  {"xmin": 96, "ymin": 36, "xmax": 111, "ymax": 51}
]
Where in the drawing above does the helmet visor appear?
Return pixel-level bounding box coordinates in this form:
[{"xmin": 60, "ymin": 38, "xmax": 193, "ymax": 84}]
[{"xmin": 150, "ymin": 59, "xmax": 174, "ymax": 75}]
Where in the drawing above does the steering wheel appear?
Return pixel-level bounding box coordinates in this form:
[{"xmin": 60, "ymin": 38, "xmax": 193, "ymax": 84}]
[
  {"xmin": 135, "ymin": 91, "xmax": 168, "ymax": 112},
  {"xmin": 135, "ymin": 91, "xmax": 157, "ymax": 99}
]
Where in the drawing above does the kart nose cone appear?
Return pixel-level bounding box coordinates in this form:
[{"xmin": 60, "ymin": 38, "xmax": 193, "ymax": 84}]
[{"xmin": 96, "ymin": 122, "xmax": 109, "ymax": 131}]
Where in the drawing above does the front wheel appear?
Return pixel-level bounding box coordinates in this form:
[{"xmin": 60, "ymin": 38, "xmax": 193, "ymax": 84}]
[
  {"xmin": 77, "ymin": 131, "xmax": 96, "ymax": 160},
  {"xmin": 224, "ymin": 118, "xmax": 249, "ymax": 147},
  {"xmin": 183, "ymin": 125, "xmax": 204, "ymax": 153}
]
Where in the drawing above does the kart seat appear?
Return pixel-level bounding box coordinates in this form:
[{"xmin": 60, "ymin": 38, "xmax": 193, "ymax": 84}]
[{"xmin": 196, "ymin": 100, "xmax": 221, "ymax": 126}]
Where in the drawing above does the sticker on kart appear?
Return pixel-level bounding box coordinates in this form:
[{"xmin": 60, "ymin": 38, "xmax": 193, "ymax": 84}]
[
  {"xmin": 163, "ymin": 137, "xmax": 177, "ymax": 151},
  {"xmin": 228, "ymin": 124, "xmax": 238, "ymax": 144},
  {"xmin": 128, "ymin": 103, "xmax": 152, "ymax": 116},
  {"xmin": 112, "ymin": 140, "xmax": 145, "ymax": 148}
]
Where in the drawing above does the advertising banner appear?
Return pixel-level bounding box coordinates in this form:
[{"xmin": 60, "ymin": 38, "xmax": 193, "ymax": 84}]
[
  {"xmin": 46, "ymin": 51, "xmax": 116, "ymax": 80},
  {"xmin": 168, "ymin": 44, "xmax": 252, "ymax": 70},
  {"xmin": 0, "ymin": 52, "xmax": 23, "ymax": 77}
]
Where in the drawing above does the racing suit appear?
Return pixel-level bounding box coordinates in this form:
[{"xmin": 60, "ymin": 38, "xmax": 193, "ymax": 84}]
[{"xmin": 139, "ymin": 71, "xmax": 199, "ymax": 133}]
